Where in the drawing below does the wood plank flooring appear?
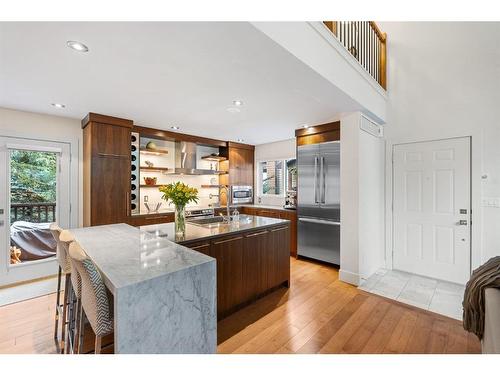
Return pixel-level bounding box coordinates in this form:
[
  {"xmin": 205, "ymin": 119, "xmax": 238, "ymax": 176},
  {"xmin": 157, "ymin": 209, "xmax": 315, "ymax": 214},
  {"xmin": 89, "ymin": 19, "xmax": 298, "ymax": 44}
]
[{"xmin": 0, "ymin": 257, "xmax": 480, "ymax": 354}]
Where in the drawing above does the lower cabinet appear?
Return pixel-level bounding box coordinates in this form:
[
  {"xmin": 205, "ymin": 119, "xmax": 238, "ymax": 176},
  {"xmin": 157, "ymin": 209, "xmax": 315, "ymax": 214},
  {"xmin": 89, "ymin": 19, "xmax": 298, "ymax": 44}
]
[{"xmin": 182, "ymin": 225, "xmax": 290, "ymax": 319}]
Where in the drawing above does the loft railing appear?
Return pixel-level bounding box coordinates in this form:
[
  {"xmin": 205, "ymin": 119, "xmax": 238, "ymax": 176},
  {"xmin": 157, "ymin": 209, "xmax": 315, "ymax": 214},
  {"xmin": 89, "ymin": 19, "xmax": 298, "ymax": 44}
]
[
  {"xmin": 11, "ymin": 202, "xmax": 56, "ymax": 223},
  {"xmin": 323, "ymin": 21, "xmax": 387, "ymax": 89}
]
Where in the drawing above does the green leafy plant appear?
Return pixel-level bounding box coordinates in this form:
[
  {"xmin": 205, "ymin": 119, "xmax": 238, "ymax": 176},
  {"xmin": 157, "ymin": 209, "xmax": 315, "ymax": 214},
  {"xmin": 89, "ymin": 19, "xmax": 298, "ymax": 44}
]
[{"xmin": 159, "ymin": 181, "xmax": 199, "ymax": 207}]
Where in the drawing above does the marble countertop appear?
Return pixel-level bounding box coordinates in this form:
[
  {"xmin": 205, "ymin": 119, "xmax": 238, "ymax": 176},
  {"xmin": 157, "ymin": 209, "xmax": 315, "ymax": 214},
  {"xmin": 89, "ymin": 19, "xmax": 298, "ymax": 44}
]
[
  {"xmin": 140, "ymin": 214, "xmax": 290, "ymax": 244},
  {"xmin": 70, "ymin": 223, "xmax": 214, "ymax": 293}
]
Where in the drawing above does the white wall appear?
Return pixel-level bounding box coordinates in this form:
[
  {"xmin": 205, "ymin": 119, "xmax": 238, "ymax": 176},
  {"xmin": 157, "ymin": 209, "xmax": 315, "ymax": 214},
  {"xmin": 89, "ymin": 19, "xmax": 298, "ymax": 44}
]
[
  {"xmin": 254, "ymin": 138, "xmax": 296, "ymax": 206},
  {"xmin": 0, "ymin": 107, "xmax": 82, "ymax": 227},
  {"xmin": 340, "ymin": 112, "xmax": 386, "ymax": 285},
  {"xmin": 252, "ymin": 22, "xmax": 387, "ymax": 124},
  {"xmin": 380, "ymin": 22, "xmax": 500, "ymax": 269}
]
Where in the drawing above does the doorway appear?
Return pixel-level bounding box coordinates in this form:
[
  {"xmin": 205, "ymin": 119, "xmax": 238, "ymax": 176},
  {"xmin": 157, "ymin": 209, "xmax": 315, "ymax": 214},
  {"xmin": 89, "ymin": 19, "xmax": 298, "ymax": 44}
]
[
  {"xmin": 0, "ymin": 137, "xmax": 71, "ymax": 287},
  {"xmin": 392, "ymin": 137, "xmax": 471, "ymax": 285}
]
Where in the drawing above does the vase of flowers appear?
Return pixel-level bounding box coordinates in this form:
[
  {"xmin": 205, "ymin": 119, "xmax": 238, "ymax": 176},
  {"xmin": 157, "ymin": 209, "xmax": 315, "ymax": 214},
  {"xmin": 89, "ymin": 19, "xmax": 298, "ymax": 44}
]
[{"xmin": 159, "ymin": 181, "xmax": 199, "ymax": 235}]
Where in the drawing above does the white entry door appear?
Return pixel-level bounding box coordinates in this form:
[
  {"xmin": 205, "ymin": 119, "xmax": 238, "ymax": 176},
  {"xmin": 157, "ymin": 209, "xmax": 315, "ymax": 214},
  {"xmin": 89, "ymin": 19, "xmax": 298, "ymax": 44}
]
[{"xmin": 393, "ymin": 137, "xmax": 471, "ymax": 284}]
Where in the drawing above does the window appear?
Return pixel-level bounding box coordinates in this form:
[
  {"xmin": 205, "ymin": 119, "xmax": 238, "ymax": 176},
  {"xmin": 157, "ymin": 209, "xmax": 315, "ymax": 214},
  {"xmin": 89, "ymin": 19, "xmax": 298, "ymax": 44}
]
[{"xmin": 259, "ymin": 160, "xmax": 284, "ymax": 195}]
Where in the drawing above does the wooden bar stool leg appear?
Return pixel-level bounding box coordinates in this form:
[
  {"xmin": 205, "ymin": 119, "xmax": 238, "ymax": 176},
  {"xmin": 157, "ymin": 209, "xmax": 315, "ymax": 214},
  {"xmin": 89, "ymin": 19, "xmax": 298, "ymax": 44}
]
[
  {"xmin": 54, "ymin": 266, "xmax": 62, "ymax": 340},
  {"xmin": 60, "ymin": 274, "xmax": 71, "ymax": 354},
  {"xmin": 73, "ymin": 298, "xmax": 81, "ymax": 354},
  {"xmin": 95, "ymin": 336, "xmax": 102, "ymax": 354}
]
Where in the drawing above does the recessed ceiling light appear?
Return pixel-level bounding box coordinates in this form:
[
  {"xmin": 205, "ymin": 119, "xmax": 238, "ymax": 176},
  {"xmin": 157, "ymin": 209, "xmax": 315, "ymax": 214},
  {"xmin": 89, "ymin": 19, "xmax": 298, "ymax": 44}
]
[
  {"xmin": 233, "ymin": 100, "xmax": 243, "ymax": 106},
  {"xmin": 67, "ymin": 40, "xmax": 89, "ymax": 52},
  {"xmin": 226, "ymin": 107, "xmax": 241, "ymax": 114},
  {"xmin": 51, "ymin": 103, "xmax": 66, "ymax": 109},
  {"xmin": 301, "ymin": 124, "xmax": 309, "ymax": 128},
  {"xmin": 171, "ymin": 126, "xmax": 180, "ymax": 130},
  {"xmin": 237, "ymin": 138, "xmax": 244, "ymax": 142}
]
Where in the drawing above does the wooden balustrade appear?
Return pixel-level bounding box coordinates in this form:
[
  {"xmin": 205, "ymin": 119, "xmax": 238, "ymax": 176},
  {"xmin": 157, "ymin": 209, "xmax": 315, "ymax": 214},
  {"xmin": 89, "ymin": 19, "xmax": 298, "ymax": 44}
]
[
  {"xmin": 323, "ymin": 21, "xmax": 387, "ymax": 89},
  {"xmin": 11, "ymin": 202, "xmax": 56, "ymax": 223}
]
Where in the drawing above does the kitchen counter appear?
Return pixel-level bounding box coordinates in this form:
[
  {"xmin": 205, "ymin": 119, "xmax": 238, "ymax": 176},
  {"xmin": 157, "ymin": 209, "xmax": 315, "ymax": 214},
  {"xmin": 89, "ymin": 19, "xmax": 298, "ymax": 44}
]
[
  {"xmin": 70, "ymin": 223, "xmax": 216, "ymax": 354},
  {"xmin": 140, "ymin": 214, "xmax": 290, "ymax": 244}
]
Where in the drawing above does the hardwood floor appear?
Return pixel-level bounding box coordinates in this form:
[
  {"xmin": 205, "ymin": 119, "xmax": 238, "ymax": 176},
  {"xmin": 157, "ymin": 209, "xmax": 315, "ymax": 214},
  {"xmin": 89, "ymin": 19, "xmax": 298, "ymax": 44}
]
[
  {"xmin": 217, "ymin": 257, "xmax": 480, "ymax": 354},
  {"xmin": 0, "ymin": 257, "xmax": 480, "ymax": 354}
]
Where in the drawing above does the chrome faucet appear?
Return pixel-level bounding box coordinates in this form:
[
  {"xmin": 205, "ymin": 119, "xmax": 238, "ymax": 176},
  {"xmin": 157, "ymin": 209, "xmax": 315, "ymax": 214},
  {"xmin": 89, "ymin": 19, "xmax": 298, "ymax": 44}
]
[{"xmin": 219, "ymin": 185, "xmax": 231, "ymax": 222}]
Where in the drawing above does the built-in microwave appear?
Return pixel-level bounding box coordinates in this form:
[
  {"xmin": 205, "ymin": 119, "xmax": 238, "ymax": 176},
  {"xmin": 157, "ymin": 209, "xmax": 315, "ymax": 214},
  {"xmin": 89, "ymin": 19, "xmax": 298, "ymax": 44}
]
[{"xmin": 230, "ymin": 185, "xmax": 253, "ymax": 204}]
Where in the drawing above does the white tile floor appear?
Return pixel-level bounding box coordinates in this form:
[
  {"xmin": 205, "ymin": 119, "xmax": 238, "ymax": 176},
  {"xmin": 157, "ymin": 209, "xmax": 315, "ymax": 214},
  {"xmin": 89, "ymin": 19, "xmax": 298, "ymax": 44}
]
[
  {"xmin": 0, "ymin": 276, "xmax": 58, "ymax": 307},
  {"xmin": 359, "ymin": 269, "xmax": 465, "ymax": 320}
]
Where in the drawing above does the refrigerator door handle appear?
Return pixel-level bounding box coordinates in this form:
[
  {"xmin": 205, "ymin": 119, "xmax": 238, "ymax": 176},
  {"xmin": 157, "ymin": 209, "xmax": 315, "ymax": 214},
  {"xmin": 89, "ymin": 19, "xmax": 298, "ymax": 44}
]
[
  {"xmin": 321, "ymin": 156, "xmax": 326, "ymax": 204},
  {"xmin": 299, "ymin": 217, "xmax": 341, "ymax": 226},
  {"xmin": 314, "ymin": 156, "xmax": 319, "ymax": 203}
]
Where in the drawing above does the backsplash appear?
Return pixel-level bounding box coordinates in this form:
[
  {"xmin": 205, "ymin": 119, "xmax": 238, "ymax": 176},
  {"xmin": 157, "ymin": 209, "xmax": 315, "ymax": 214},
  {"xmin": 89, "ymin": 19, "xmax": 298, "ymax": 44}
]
[{"xmin": 138, "ymin": 138, "xmax": 221, "ymax": 213}]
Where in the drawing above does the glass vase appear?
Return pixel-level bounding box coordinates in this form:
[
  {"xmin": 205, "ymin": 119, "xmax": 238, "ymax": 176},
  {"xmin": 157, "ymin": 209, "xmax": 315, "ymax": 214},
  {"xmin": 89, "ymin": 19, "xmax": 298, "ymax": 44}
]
[{"xmin": 174, "ymin": 204, "xmax": 186, "ymax": 235}]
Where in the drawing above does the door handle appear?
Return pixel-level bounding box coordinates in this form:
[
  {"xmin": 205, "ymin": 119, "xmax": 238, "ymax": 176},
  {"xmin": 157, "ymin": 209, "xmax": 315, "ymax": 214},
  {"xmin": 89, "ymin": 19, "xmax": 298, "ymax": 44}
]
[
  {"xmin": 457, "ymin": 220, "xmax": 468, "ymax": 226},
  {"xmin": 299, "ymin": 217, "xmax": 341, "ymax": 226},
  {"xmin": 321, "ymin": 157, "xmax": 326, "ymax": 204},
  {"xmin": 314, "ymin": 157, "xmax": 319, "ymax": 203}
]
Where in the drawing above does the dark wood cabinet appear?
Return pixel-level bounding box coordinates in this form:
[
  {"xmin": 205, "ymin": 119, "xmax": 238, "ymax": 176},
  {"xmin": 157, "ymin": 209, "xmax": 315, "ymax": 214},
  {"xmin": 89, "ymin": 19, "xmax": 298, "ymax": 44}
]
[
  {"xmin": 182, "ymin": 224, "xmax": 290, "ymax": 319},
  {"xmin": 210, "ymin": 235, "xmax": 244, "ymax": 317},
  {"xmin": 219, "ymin": 142, "xmax": 255, "ymax": 205},
  {"xmin": 126, "ymin": 212, "xmax": 174, "ymax": 227},
  {"xmin": 82, "ymin": 113, "xmax": 134, "ymax": 227},
  {"xmin": 239, "ymin": 206, "xmax": 297, "ymax": 258}
]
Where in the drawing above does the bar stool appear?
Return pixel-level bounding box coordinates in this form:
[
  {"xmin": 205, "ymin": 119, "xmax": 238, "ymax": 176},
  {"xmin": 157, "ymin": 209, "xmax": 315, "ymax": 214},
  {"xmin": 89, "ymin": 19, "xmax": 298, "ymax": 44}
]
[
  {"xmin": 49, "ymin": 223, "xmax": 73, "ymax": 354},
  {"xmin": 68, "ymin": 241, "xmax": 114, "ymax": 354},
  {"xmin": 59, "ymin": 230, "xmax": 82, "ymax": 354}
]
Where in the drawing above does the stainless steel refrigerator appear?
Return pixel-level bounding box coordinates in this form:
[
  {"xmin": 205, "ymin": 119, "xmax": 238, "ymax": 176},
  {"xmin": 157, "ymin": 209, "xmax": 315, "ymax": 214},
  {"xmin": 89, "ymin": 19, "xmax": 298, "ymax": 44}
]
[{"xmin": 297, "ymin": 141, "xmax": 340, "ymax": 265}]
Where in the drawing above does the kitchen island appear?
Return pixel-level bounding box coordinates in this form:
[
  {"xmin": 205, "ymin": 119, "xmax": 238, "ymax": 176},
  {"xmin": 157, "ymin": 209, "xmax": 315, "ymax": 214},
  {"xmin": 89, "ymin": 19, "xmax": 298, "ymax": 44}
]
[
  {"xmin": 70, "ymin": 215, "xmax": 290, "ymax": 353},
  {"xmin": 70, "ymin": 223, "xmax": 216, "ymax": 354},
  {"xmin": 141, "ymin": 214, "xmax": 291, "ymax": 319}
]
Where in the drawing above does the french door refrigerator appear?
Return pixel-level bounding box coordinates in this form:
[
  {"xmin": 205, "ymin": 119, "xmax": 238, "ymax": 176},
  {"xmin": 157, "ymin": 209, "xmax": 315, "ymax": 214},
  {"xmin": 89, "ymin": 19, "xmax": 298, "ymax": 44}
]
[{"xmin": 297, "ymin": 141, "xmax": 340, "ymax": 265}]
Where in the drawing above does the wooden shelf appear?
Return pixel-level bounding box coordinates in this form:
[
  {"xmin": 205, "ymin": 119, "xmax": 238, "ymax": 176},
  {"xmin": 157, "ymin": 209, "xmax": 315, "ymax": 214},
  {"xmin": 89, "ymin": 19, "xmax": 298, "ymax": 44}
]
[
  {"xmin": 201, "ymin": 155, "xmax": 227, "ymax": 162},
  {"xmin": 140, "ymin": 184, "xmax": 163, "ymax": 188},
  {"xmin": 140, "ymin": 148, "xmax": 169, "ymax": 155},
  {"xmin": 140, "ymin": 166, "xmax": 170, "ymax": 172},
  {"xmin": 201, "ymin": 185, "xmax": 222, "ymax": 188}
]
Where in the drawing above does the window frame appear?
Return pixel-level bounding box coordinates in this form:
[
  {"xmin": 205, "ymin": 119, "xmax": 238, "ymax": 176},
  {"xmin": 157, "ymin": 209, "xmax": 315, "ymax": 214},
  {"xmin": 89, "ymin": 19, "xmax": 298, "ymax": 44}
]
[{"xmin": 257, "ymin": 159, "xmax": 286, "ymax": 197}]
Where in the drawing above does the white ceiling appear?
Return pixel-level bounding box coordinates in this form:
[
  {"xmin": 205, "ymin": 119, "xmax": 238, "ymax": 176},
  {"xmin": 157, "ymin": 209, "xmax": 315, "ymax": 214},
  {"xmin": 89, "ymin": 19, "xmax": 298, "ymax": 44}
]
[{"xmin": 0, "ymin": 22, "xmax": 361, "ymax": 145}]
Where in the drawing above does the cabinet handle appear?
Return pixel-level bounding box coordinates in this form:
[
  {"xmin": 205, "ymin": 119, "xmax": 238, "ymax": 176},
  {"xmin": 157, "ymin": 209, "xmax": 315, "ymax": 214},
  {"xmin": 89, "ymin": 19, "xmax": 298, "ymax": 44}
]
[
  {"xmin": 245, "ymin": 231, "xmax": 267, "ymax": 238},
  {"xmin": 213, "ymin": 236, "xmax": 243, "ymax": 245},
  {"xmin": 191, "ymin": 244, "xmax": 210, "ymax": 250},
  {"xmin": 98, "ymin": 153, "xmax": 128, "ymax": 158},
  {"xmin": 271, "ymin": 226, "xmax": 288, "ymax": 232},
  {"xmin": 126, "ymin": 192, "xmax": 130, "ymax": 216}
]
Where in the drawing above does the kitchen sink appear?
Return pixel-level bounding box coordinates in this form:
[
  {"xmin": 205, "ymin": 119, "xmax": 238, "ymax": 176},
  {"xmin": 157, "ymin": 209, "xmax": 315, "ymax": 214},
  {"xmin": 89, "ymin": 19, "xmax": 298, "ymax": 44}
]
[
  {"xmin": 188, "ymin": 216, "xmax": 226, "ymax": 226},
  {"xmin": 188, "ymin": 215, "xmax": 252, "ymax": 227}
]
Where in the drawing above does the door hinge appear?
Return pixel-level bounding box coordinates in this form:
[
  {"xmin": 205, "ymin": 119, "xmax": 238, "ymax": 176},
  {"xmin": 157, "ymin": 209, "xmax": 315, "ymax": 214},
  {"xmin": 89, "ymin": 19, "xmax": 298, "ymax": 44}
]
[{"xmin": 69, "ymin": 204, "xmax": 72, "ymax": 213}]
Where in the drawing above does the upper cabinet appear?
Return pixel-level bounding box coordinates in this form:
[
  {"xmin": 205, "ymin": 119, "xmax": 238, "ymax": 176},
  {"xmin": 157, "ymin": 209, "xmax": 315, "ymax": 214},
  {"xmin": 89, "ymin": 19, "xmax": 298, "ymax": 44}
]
[
  {"xmin": 82, "ymin": 113, "xmax": 133, "ymax": 227},
  {"xmin": 220, "ymin": 142, "xmax": 255, "ymax": 186}
]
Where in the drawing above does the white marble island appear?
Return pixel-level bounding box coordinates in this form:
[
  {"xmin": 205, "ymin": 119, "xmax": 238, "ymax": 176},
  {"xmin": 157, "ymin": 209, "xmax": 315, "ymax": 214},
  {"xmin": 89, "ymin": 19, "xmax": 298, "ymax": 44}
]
[{"xmin": 70, "ymin": 223, "xmax": 216, "ymax": 354}]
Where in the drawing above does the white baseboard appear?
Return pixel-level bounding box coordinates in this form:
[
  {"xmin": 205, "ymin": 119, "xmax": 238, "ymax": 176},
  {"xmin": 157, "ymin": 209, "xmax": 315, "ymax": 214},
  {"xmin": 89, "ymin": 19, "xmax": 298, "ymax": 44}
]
[{"xmin": 339, "ymin": 269, "xmax": 360, "ymax": 286}]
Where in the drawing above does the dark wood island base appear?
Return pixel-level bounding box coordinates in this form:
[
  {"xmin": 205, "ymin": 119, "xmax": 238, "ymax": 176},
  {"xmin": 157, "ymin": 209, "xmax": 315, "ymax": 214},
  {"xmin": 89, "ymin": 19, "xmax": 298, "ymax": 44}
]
[{"xmin": 180, "ymin": 223, "xmax": 291, "ymax": 320}]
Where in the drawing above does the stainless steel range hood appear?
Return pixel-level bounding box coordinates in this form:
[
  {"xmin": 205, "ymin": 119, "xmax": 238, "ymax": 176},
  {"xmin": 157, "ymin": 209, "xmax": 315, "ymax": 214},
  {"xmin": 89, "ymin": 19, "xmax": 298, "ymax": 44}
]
[{"xmin": 173, "ymin": 141, "xmax": 219, "ymax": 175}]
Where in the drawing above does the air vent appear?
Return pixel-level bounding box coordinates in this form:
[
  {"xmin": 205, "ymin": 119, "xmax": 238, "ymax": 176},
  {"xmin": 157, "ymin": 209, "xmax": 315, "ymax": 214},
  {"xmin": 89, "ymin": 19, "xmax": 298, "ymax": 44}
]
[{"xmin": 360, "ymin": 115, "xmax": 383, "ymax": 138}]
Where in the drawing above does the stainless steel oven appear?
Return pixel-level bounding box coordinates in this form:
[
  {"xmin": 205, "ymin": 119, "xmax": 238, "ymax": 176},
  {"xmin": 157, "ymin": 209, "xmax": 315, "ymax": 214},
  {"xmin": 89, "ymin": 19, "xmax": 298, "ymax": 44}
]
[{"xmin": 230, "ymin": 185, "xmax": 253, "ymax": 204}]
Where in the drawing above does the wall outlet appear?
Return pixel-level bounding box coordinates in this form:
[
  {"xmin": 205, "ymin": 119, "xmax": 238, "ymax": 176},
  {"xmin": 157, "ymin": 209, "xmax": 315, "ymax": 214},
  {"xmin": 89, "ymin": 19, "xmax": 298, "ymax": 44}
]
[{"xmin": 482, "ymin": 197, "xmax": 500, "ymax": 207}]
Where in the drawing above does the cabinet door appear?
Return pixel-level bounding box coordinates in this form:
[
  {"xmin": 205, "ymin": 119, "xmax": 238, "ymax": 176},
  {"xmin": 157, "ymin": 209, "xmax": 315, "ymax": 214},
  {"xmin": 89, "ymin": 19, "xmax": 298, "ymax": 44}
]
[
  {"xmin": 268, "ymin": 226, "xmax": 290, "ymax": 288},
  {"xmin": 91, "ymin": 155, "xmax": 130, "ymax": 225},
  {"xmin": 210, "ymin": 235, "xmax": 244, "ymax": 317},
  {"xmin": 258, "ymin": 209, "xmax": 280, "ymax": 218},
  {"xmin": 92, "ymin": 123, "xmax": 131, "ymax": 157},
  {"xmin": 229, "ymin": 147, "xmax": 254, "ymax": 185},
  {"xmin": 185, "ymin": 241, "xmax": 212, "ymax": 256},
  {"xmin": 243, "ymin": 230, "xmax": 268, "ymax": 299}
]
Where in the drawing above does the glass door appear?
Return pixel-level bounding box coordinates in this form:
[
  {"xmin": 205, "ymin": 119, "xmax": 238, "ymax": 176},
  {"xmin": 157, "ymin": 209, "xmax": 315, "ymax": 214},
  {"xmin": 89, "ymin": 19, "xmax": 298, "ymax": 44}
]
[{"xmin": 0, "ymin": 137, "xmax": 71, "ymax": 286}]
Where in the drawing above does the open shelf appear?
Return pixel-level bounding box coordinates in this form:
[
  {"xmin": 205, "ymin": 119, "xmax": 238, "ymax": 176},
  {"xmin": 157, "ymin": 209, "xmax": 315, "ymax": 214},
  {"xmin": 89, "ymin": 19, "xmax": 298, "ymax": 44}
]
[
  {"xmin": 201, "ymin": 185, "xmax": 222, "ymax": 188},
  {"xmin": 140, "ymin": 148, "xmax": 169, "ymax": 156},
  {"xmin": 140, "ymin": 166, "xmax": 170, "ymax": 172},
  {"xmin": 201, "ymin": 155, "xmax": 227, "ymax": 162},
  {"xmin": 140, "ymin": 184, "xmax": 163, "ymax": 188}
]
